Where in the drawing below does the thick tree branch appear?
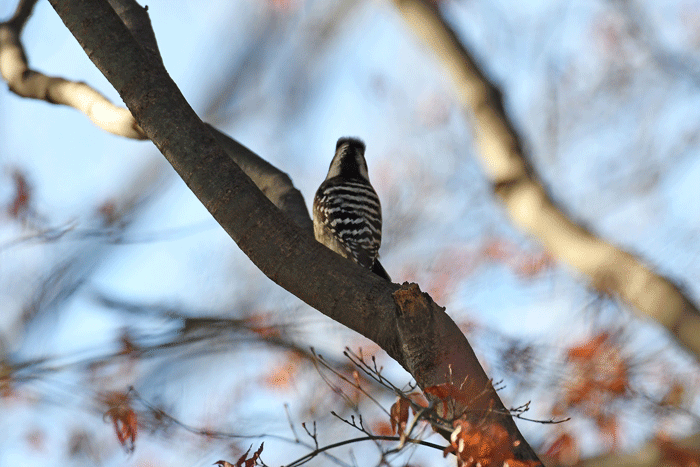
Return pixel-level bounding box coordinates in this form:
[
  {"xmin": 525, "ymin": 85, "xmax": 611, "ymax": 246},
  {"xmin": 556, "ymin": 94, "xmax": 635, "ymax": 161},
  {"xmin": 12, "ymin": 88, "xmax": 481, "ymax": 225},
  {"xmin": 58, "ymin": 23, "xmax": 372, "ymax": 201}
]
[
  {"xmin": 37, "ymin": 0, "xmax": 541, "ymax": 462},
  {"xmin": 394, "ymin": 0, "xmax": 700, "ymax": 360},
  {"xmin": 207, "ymin": 124, "xmax": 313, "ymax": 234},
  {"xmin": 106, "ymin": 0, "xmax": 162, "ymax": 65},
  {"xmin": 46, "ymin": 0, "xmax": 390, "ymax": 372},
  {"xmin": 0, "ymin": 0, "xmax": 311, "ymax": 235}
]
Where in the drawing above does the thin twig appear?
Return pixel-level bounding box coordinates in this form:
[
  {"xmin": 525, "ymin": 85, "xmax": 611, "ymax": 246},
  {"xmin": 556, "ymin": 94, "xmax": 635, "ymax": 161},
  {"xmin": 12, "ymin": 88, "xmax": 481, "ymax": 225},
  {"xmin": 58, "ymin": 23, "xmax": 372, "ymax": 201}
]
[
  {"xmin": 284, "ymin": 403, "xmax": 300, "ymax": 443},
  {"xmin": 284, "ymin": 435, "xmax": 445, "ymax": 467}
]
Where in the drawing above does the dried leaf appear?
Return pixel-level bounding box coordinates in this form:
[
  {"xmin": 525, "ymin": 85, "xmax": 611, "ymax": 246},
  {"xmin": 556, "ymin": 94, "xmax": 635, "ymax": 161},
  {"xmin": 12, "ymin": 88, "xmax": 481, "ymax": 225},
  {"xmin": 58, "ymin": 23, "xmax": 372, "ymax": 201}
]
[
  {"xmin": 390, "ymin": 396, "xmax": 412, "ymax": 434},
  {"xmin": 661, "ymin": 381, "xmax": 685, "ymax": 407},
  {"xmin": 657, "ymin": 436, "xmax": 700, "ymax": 467},
  {"xmin": 447, "ymin": 420, "xmax": 538, "ymax": 467},
  {"xmin": 102, "ymin": 391, "xmax": 138, "ymax": 452},
  {"xmin": 544, "ymin": 433, "xmax": 579, "ymax": 465},
  {"xmin": 372, "ymin": 420, "xmax": 395, "ymax": 437},
  {"xmin": 220, "ymin": 443, "xmax": 265, "ymax": 467},
  {"xmin": 8, "ymin": 169, "xmax": 31, "ymax": 218},
  {"xmin": 264, "ymin": 353, "xmax": 301, "ymax": 390},
  {"xmin": 567, "ymin": 332, "xmax": 609, "ymax": 360}
]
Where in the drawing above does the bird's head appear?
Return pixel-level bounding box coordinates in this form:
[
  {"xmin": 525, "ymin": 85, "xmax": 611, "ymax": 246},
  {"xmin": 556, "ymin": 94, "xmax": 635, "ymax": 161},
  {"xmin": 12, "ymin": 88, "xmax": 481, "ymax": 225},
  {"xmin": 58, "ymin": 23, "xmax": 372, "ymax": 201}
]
[{"xmin": 326, "ymin": 137, "xmax": 369, "ymax": 181}]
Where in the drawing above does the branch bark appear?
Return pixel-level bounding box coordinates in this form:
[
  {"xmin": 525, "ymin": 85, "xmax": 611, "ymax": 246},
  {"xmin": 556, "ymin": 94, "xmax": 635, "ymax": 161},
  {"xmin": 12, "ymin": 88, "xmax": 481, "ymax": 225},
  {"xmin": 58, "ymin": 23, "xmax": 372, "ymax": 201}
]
[
  {"xmin": 393, "ymin": 0, "xmax": 700, "ymax": 360},
  {"xmin": 207, "ymin": 124, "xmax": 313, "ymax": 234}
]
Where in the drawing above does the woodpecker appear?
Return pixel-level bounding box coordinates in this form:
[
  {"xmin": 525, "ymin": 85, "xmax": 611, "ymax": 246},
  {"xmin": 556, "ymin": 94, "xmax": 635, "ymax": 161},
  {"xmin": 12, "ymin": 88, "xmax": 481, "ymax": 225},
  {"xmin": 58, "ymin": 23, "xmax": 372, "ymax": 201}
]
[{"xmin": 313, "ymin": 137, "xmax": 391, "ymax": 281}]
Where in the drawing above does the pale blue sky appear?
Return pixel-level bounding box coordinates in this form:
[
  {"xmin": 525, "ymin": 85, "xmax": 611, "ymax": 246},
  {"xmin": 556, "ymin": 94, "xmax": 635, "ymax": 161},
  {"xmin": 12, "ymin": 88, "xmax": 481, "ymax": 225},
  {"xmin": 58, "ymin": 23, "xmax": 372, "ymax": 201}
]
[{"xmin": 2, "ymin": 0, "xmax": 700, "ymax": 465}]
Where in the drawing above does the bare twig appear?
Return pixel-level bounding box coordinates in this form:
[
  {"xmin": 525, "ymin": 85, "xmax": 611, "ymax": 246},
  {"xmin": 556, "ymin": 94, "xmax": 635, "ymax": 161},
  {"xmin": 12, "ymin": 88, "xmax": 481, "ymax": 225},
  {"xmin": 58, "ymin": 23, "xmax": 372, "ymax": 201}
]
[
  {"xmin": 284, "ymin": 403, "xmax": 300, "ymax": 443},
  {"xmin": 284, "ymin": 433, "xmax": 444, "ymax": 467},
  {"xmin": 129, "ymin": 388, "xmax": 353, "ymax": 467},
  {"xmin": 301, "ymin": 421, "xmax": 318, "ymax": 450},
  {"xmin": 312, "ymin": 349, "xmax": 391, "ymax": 417}
]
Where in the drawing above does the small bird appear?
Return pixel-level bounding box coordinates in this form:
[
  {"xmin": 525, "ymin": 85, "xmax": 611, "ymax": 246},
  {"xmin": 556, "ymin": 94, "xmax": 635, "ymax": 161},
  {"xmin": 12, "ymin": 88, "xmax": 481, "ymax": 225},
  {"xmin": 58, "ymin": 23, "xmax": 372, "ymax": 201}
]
[{"xmin": 313, "ymin": 137, "xmax": 391, "ymax": 281}]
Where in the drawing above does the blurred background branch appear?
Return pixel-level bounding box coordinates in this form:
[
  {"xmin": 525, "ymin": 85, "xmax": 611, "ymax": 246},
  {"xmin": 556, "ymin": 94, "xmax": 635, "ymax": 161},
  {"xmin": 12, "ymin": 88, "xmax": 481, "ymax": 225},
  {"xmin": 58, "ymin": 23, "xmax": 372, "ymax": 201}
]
[{"xmin": 393, "ymin": 0, "xmax": 700, "ymax": 360}]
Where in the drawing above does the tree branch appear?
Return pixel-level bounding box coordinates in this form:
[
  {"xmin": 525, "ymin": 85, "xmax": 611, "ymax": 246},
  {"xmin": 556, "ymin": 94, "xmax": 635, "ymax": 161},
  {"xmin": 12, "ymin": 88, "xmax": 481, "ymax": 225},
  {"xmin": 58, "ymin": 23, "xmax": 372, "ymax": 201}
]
[
  {"xmin": 207, "ymin": 124, "xmax": 313, "ymax": 234},
  {"xmin": 39, "ymin": 0, "xmax": 541, "ymax": 462},
  {"xmin": 48, "ymin": 0, "xmax": 404, "ymax": 371},
  {"xmin": 0, "ymin": 0, "xmax": 146, "ymax": 139},
  {"xmin": 393, "ymin": 0, "xmax": 700, "ymax": 360}
]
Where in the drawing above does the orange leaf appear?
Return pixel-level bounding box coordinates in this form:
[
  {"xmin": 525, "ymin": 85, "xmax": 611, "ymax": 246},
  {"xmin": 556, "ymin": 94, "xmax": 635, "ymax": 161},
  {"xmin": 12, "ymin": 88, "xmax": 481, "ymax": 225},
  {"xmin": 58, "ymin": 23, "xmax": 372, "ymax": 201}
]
[
  {"xmin": 516, "ymin": 253, "xmax": 554, "ymax": 277},
  {"xmin": 544, "ymin": 433, "xmax": 579, "ymax": 465},
  {"xmin": 102, "ymin": 391, "xmax": 138, "ymax": 452},
  {"xmin": 408, "ymin": 392, "xmax": 429, "ymax": 408},
  {"xmin": 8, "ymin": 170, "xmax": 31, "ymax": 218},
  {"xmin": 231, "ymin": 443, "xmax": 264, "ymax": 467},
  {"xmin": 424, "ymin": 383, "xmax": 451, "ymax": 400},
  {"xmin": 447, "ymin": 421, "xmax": 539, "ymax": 467},
  {"xmin": 567, "ymin": 333, "xmax": 609, "ymax": 360},
  {"xmin": 657, "ymin": 436, "xmax": 700, "ymax": 467},
  {"xmin": 424, "ymin": 382, "xmax": 473, "ymax": 406},
  {"xmin": 596, "ymin": 414, "xmax": 618, "ymax": 448},
  {"xmin": 390, "ymin": 397, "xmax": 412, "ymax": 434},
  {"xmin": 264, "ymin": 353, "xmax": 302, "ymax": 390},
  {"xmin": 372, "ymin": 420, "xmax": 395, "ymax": 437},
  {"xmin": 118, "ymin": 330, "xmax": 139, "ymax": 359},
  {"xmin": 661, "ymin": 381, "xmax": 685, "ymax": 407},
  {"xmin": 482, "ymin": 239, "xmax": 512, "ymax": 261}
]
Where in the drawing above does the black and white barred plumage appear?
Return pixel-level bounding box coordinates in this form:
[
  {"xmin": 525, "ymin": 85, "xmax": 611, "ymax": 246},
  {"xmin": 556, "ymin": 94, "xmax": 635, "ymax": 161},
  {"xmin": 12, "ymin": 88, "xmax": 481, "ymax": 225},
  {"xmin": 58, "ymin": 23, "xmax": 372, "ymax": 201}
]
[{"xmin": 313, "ymin": 137, "xmax": 390, "ymax": 281}]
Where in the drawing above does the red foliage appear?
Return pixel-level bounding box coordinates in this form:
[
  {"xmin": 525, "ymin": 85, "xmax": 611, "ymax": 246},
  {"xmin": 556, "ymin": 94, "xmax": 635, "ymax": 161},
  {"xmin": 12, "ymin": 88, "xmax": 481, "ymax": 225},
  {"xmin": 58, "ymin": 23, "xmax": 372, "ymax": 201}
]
[
  {"xmin": 372, "ymin": 420, "xmax": 395, "ymax": 437},
  {"xmin": 8, "ymin": 169, "xmax": 31, "ymax": 219},
  {"xmin": 657, "ymin": 436, "xmax": 700, "ymax": 467},
  {"xmin": 98, "ymin": 201, "xmax": 118, "ymax": 225},
  {"xmin": 596, "ymin": 413, "xmax": 618, "ymax": 449},
  {"xmin": 482, "ymin": 240, "xmax": 511, "ymax": 261},
  {"xmin": 515, "ymin": 252, "xmax": 554, "ymax": 277},
  {"xmin": 554, "ymin": 332, "xmax": 629, "ymax": 447},
  {"xmin": 425, "ymin": 250, "xmax": 475, "ymax": 304},
  {"xmin": 118, "ymin": 330, "xmax": 140, "ymax": 359},
  {"xmin": 543, "ymin": 433, "xmax": 579, "ymax": 465},
  {"xmin": 481, "ymin": 239, "xmax": 554, "ymax": 279},
  {"xmin": 567, "ymin": 332, "xmax": 607, "ymax": 359},
  {"xmin": 424, "ymin": 382, "xmax": 463, "ymax": 401},
  {"xmin": 216, "ymin": 443, "xmax": 264, "ymax": 467},
  {"xmin": 564, "ymin": 332, "xmax": 628, "ymax": 401},
  {"xmin": 246, "ymin": 314, "xmax": 281, "ymax": 339},
  {"xmin": 0, "ymin": 361, "xmax": 14, "ymax": 398},
  {"xmin": 390, "ymin": 396, "xmax": 414, "ymax": 434},
  {"xmin": 425, "ymin": 380, "xmax": 495, "ymax": 419},
  {"xmin": 661, "ymin": 381, "xmax": 686, "ymax": 407},
  {"xmin": 102, "ymin": 391, "xmax": 138, "ymax": 452},
  {"xmin": 400, "ymin": 238, "xmax": 552, "ymax": 305},
  {"xmin": 424, "ymin": 382, "xmax": 476, "ymax": 418},
  {"xmin": 263, "ymin": 352, "xmax": 302, "ymax": 390},
  {"xmin": 408, "ymin": 391, "xmax": 429, "ymax": 408},
  {"xmin": 444, "ymin": 420, "xmax": 539, "ymax": 467}
]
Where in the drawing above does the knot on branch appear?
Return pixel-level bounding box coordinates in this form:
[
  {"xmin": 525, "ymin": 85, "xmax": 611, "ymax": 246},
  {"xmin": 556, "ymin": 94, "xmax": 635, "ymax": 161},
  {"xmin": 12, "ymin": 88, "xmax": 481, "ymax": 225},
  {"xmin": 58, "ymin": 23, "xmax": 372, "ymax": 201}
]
[
  {"xmin": 392, "ymin": 282, "xmax": 446, "ymax": 379},
  {"xmin": 393, "ymin": 282, "xmax": 445, "ymax": 318}
]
